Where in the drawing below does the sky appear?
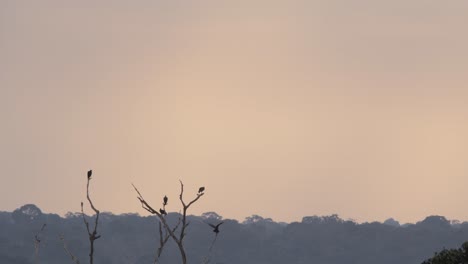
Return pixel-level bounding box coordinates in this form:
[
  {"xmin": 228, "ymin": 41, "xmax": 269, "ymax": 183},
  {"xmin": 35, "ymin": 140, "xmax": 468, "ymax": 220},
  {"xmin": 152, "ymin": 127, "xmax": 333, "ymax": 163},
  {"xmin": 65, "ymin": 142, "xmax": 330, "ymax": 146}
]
[{"xmin": 1, "ymin": 0, "xmax": 468, "ymax": 224}]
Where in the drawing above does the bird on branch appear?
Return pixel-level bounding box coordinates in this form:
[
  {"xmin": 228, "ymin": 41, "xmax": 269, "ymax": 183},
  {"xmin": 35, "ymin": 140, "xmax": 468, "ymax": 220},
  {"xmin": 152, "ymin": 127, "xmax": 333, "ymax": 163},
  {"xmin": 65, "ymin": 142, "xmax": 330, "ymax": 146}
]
[
  {"xmin": 208, "ymin": 222, "xmax": 224, "ymax": 234},
  {"xmin": 163, "ymin": 195, "xmax": 168, "ymax": 206},
  {"xmin": 87, "ymin": 170, "xmax": 92, "ymax": 180},
  {"xmin": 198, "ymin": 186, "xmax": 205, "ymax": 194}
]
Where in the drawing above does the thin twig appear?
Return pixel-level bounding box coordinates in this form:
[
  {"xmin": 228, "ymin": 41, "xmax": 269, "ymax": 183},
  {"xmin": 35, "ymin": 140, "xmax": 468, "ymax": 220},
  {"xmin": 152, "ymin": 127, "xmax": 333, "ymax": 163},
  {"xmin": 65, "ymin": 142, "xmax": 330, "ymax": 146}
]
[
  {"xmin": 208, "ymin": 235, "xmax": 218, "ymax": 253},
  {"xmin": 201, "ymin": 256, "xmax": 211, "ymax": 264},
  {"xmin": 33, "ymin": 223, "xmax": 46, "ymax": 264},
  {"xmin": 60, "ymin": 235, "xmax": 80, "ymax": 264},
  {"xmin": 201, "ymin": 233, "xmax": 219, "ymax": 264},
  {"xmin": 155, "ymin": 217, "xmax": 182, "ymax": 264}
]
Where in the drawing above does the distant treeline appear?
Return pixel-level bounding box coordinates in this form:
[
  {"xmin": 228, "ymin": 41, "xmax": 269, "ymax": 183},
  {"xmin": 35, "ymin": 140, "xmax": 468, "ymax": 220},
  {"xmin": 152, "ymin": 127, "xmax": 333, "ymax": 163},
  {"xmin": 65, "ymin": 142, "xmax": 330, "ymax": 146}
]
[{"xmin": 1, "ymin": 204, "xmax": 467, "ymax": 264}]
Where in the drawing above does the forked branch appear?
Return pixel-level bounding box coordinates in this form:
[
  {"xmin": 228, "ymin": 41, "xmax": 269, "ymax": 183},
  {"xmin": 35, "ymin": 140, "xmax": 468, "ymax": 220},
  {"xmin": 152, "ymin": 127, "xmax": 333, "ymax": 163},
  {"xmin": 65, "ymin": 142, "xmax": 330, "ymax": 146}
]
[
  {"xmin": 133, "ymin": 181, "xmax": 205, "ymax": 264},
  {"xmin": 155, "ymin": 218, "xmax": 182, "ymax": 264},
  {"xmin": 179, "ymin": 180, "xmax": 204, "ymax": 242}
]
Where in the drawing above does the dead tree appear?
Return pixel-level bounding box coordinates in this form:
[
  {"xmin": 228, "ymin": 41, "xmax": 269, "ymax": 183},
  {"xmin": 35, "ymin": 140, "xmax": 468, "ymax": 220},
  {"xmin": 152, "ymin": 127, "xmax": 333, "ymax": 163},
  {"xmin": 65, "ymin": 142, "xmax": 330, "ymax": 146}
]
[
  {"xmin": 133, "ymin": 180, "xmax": 205, "ymax": 264},
  {"xmin": 62, "ymin": 170, "xmax": 101, "ymax": 264},
  {"xmin": 82, "ymin": 170, "xmax": 101, "ymax": 264},
  {"xmin": 153, "ymin": 193, "xmax": 182, "ymax": 264}
]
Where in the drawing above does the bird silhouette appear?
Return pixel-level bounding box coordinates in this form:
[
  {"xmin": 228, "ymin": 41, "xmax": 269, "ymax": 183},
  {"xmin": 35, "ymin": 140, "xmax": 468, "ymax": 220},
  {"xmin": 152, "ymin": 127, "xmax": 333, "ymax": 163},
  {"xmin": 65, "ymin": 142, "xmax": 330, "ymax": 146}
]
[
  {"xmin": 87, "ymin": 170, "xmax": 92, "ymax": 180},
  {"xmin": 208, "ymin": 222, "xmax": 223, "ymax": 234},
  {"xmin": 163, "ymin": 195, "xmax": 168, "ymax": 206},
  {"xmin": 198, "ymin": 186, "xmax": 205, "ymax": 194},
  {"xmin": 159, "ymin": 208, "xmax": 167, "ymax": 216}
]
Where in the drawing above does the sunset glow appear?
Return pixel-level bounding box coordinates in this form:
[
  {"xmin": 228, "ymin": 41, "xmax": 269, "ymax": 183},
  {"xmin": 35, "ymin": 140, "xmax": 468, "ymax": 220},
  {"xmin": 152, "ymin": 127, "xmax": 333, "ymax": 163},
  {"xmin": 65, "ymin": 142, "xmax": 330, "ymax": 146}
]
[{"xmin": 1, "ymin": 1, "xmax": 468, "ymax": 224}]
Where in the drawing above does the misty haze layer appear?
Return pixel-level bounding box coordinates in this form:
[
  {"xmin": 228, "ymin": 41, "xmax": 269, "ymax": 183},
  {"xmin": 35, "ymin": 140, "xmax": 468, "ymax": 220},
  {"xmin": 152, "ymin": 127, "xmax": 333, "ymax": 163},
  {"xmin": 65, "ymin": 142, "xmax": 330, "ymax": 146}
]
[{"xmin": 1, "ymin": 204, "xmax": 467, "ymax": 264}]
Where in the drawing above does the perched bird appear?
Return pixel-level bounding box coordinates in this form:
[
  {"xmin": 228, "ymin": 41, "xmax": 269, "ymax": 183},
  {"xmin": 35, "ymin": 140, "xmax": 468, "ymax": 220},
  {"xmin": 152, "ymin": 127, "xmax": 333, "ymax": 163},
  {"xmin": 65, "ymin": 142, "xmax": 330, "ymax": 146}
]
[
  {"xmin": 87, "ymin": 170, "xmax": 92, "ymax": 180},
  {"xmin": 198, "ymin": 187, "xmax": 205, "ymax": 194},
  {"xmin": 208, "ymin": 222, "xmax": 224, "ymax": 234},
  {"xmin": 159, "ymin": 208, "xmax": 167, "ymax": 216},
  {"xmin": 163, "ymin": 195, "xmax": 168, "ymax": 206}
]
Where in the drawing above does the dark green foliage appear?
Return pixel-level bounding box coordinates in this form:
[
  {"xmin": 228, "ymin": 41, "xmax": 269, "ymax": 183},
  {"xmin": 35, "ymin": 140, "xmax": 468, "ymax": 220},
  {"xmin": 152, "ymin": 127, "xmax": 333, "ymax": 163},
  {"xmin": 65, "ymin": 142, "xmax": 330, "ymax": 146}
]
[{"xmin": 422, "ymin": 242, "xmax": 468, "ymax": 264}]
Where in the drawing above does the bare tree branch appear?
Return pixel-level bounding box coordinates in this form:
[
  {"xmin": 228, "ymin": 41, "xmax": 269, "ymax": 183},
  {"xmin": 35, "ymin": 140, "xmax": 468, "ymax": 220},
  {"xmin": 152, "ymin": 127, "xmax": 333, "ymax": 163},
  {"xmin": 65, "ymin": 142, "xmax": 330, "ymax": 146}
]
[
  {"xmin": 60, "ymin": 235, "xmax": 80, "ymax": 264},
  {"xmin": 179, "ymin": 180, "xmax": 204, "ymax": 243},
  {"xmin": 133, "ymin": 184, "xmax": 182, "ymax": 261},
  {"xmin": 81, "ymin": 203, "xmax": 91, "ymax": 236},
  {"xmin": 201, "ymin": 256, "xmax": 211, "ymax": 264},
  {"xmin": 80, "ymin": 170, "xmax": 101, "ymax": 264},
  {"xmin": 155, "ymin": 217, "xmax": 182, "ymax": 264},
  {"xmin": 201, "ymin": 229, "xmax": 220, "ymax": 264},
  {"xmin": 208, "ymin": 235, "xmax": 218, "ymax": 253},
  {"xmin": 133, "ymin": 181, "xmax": 204, "ymax": 264},
  {"xmin": 33, "ymin": 223, "xmax": 46, "ymax": 264}
]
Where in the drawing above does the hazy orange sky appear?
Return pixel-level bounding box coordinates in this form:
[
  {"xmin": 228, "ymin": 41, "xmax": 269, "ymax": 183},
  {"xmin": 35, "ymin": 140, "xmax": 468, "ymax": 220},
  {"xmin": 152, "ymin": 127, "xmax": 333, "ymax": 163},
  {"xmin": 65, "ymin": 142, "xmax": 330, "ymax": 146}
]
[{"xmin": 1, "ymin": 1, "xmax": 468, "ymax": 223}]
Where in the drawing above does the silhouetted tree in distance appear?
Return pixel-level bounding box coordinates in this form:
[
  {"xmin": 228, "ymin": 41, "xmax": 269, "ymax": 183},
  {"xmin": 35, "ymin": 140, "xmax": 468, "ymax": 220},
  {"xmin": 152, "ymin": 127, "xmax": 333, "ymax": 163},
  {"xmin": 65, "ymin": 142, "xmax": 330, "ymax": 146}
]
[{"xmin": 3, "ymin": 207, "xmax": 468, "ymax": 264}]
